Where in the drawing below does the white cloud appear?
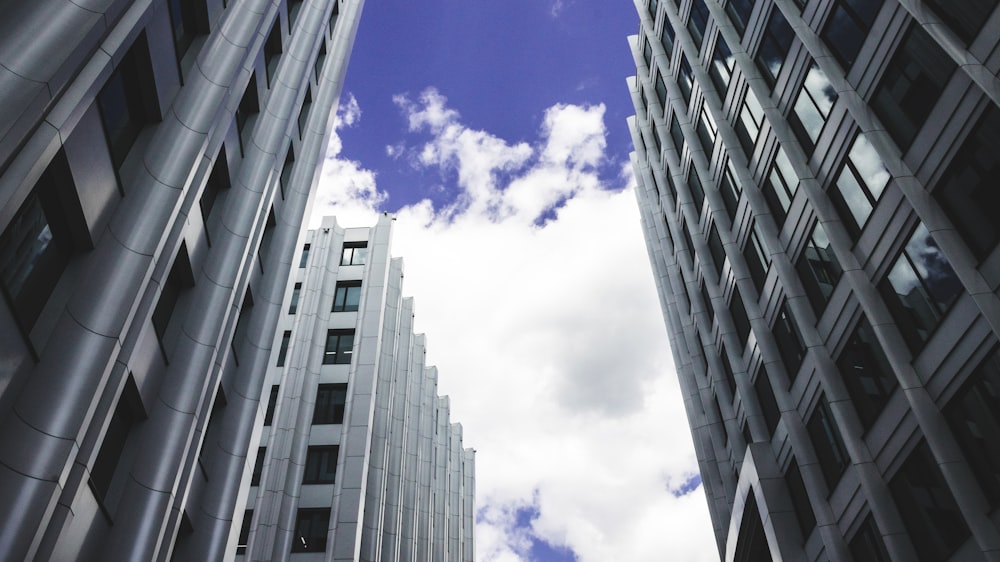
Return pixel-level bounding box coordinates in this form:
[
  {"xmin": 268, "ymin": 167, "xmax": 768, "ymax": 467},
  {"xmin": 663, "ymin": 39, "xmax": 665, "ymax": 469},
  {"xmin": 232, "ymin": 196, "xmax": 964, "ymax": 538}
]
[{"xmin": 313, "ymin": 90, "xmax": 718, "ymax": 562}]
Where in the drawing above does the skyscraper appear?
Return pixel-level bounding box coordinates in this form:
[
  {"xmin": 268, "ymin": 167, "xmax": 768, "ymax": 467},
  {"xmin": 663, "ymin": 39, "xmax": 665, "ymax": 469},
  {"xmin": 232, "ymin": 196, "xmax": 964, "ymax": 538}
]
[
  {"xmin": 628, "ymin": 0, "xmax": 1000, "ymax": 559},
  {"xmin": 0, "ymin": 1, "xmax": 363, "ymax": 559},
  {"xmin": 240, "ymin": 215, "xmax": 475, "ymax": 561}
]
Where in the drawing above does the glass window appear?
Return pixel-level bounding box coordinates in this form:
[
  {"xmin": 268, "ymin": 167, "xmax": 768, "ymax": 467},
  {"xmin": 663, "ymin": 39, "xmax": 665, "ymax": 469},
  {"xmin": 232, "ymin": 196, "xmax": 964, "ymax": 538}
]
[
  {"xmin": 773, "ymin": 302, "xmax": 806, "ymax": 382},
  {"xmin": 152, "ymin": 244, "xmax": 194, "ymax": 342},
  {"xmin": 730, "ymin": 286, "xmax": 752, "ymax": 346},
  {"xmin": 302, "ymin": 445, "xmax": 339, "ymax": 484},
  {"xmin": 287, "ymin": 0, "xmax": 304, "ymax": 30},
  {"xmin": 678, "ymin": 57, "xmax": 694, "ymax": 105},
  {"xmin": 701, "ymin": 281, "xmax": 715, "ymax": 326},
  {"xmin": 329, "ymin": 1, "xmax": 339, "ymax": 36},
  {"xmin": 889, "ymin": 441, "xmax": 971, "ymax": 561},
  {"xmin": 923, "ymin": 0, "xmax": 998, "ymax": 45},
  {"xmin": 263, "ymin": 385, "xmax": 279, "ymax": 425},
  {"xmin": 837, "ymin": 316, "xmax": 896, "ymax": 430},
  {"xmin": 688, "ymin": 168, "xmax": 705, "ymax": 211},
  {"xmin": 849, "ymin": 514, "xmax": 891, "ymax": 562},
  {"xmin": 755, "ymin": 7, "xmax": 795, "ymax": 89},
  {"xmin": 670, "ymin": 113, "xmax": 686, "ymax": 154},
  {"xmin": 288, "ymin": 282, "xmax": 301, "ymax": 314},
  {"xmin": 98, "ymin": 33, "xmax": 153, "ymax": 169},
  {"xmin": 332, "ymin": 281, "xmax": 362, "ymax": 312},
  {"xmin": 291, "ymin": 508, "xmax": 330, "ymax": 552},
  {"xmin": 298, "ymin": 88, "xmax": 312, "ymax": 136},
  {"xmin": 708, "ymin": 223, "xmax": 726, "ymax": 279},
  {"xmin": 709, "ymin": 36, "xmax": 735, "ymax": 96},
  {"xmin": 264, "ymin": 21, "xmax": 282, "ymax": 88},
  {"xmin": 933, "ymin": 105, "xmax": 1000, "ymax": 261},
  {"xmin": 341, "ymin": 242, "xmax": 368, "ymax": 266},
  {"xmin": 299, "ymin": 243, "xmax": 310, "ymax": 268},
  {"xmin": 696, "ymin": 101, "xmax": 718, "ymax": 154},
  {"xmin": 313, "ymin": 383, "xmax": 348, "ymax": 424},
  {"xmin": 871, "ymin": 25, "xmax": 956, "ymax": 151},
  {"xmin": 755, "ymin": 365, "xmax": 780, "ymax": 435},
  {"xmin": 821, "ymin": 0, "xmax": 884, "ymax": 68},
  {"xmin": 91, "ymin": 391, "xmax": 138, "ymax": 502},
  {"xmin": 250, "ymin": 447, "xmax": 265, "ymax": 486},
  {"xmin": 655, "ymin": 73, "xmax": 668, "ymax": 111},
  {"xmin": 200, "ymin": 150, "xmax": 231, "ymax": 223},
  {"xmin": 790, "ymin": 62, "xmax": 838, "ymax": 153},
  {"xmin": 796, "ymin": 222, "xmax": 842, "ymax": 315},
  {"xmin": 660, "ymin": 18, "xmax": 675, "ymax": 59},
  {"xmin": 276, "ymin": 331, "xmax": 291, "ymax": 366},
  {"xmin": 687, "ymin": 0, "xmax": 710, "ymax": 47},
  {"xmin": 168, "ymin": 0, "xmax": 205, "ymax": 61},
  {"xmin": 726, "ymin": 0, "xmax": 756, "ymax": 36},
  {"xmin": 785, "ymin": 458, "xmax": 816, "ymax": 540},
  {"xmin": 763, "ymin": 148, "xmax": 797, "ymax": 223},
  {"xmin": 720, "ymin": 161, "xmax": 742, "ymax": 221},
  {"xmin": 743, "ymin": 221, "xmax": 770, "ymax": 293},
  {"xmin": 236, "ymin": 74, "xmax": 260, "ymax": 155},
  {"xmin": 807, "ymin": 397, "xmax": 850, "ymax": 490},
  {"xmin": 828, "ymin": 133, "xmax": 890, "ymax": 240},
  {"xmin": 718, "ymin": 342, "xmax": 736, "ymax": 398},
  {"xmin": 279, "ymin": 146, "xmax": 295, "ymax": 199},
  {"xmin": 237, "ymin": 510, "xmax": 252, "ymax": 554},
  {"xmin": 643, "ymin": 38, "xmax": 654, "ymax": 71},
  {"xmin": 735, "ymin": 89, "xmax": 764, "ymax": 160},
  {"xmin": 944, "ymin": 348, "xmax": 1000, "ymax": 508},
  {"xmin": 314, "ymin": 41, "xmax": 327, "ymax": 81},
  {"xmin": 879, "ymin": 223, "xmax": 962, "ymax": 353},
  {"xmin": 322, "ymin": 329, "xmax": 355, "ymax": 365}
]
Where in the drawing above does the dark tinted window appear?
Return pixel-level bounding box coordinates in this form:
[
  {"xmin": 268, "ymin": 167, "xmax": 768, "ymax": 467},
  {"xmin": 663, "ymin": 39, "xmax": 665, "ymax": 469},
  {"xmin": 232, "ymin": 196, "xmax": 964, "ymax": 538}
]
[
  {"xmin": 785, "ymin": 458, "xmax": 816, "ymax": 539},
  {"xmin": 796, "ymin": 222, "xmax": 842, "ymax": 315},
  {"xmin": 837, "ymin": 316, "xmax": 896, "ymax": 430},
  {"xmin": 821, "ymin": 0, "xmax": 884, "ymax": 68},
  {"xmin": 303, "ymin": 445, "xmax": 339, "ymax": 484},
  {"xmin": 291, "ymin": 509, "xmax": 330, "ymax": 552},
  {"xmin": 743, "ymin": 222, "xmax": 770, "ymax": 293},
  {"xmin": 924, "ymin": 0, "xmax": 999, "ymax": 44},
  {"xmin": 313, "ymin": 383, "xmax": 348, "ymax": 425},
  {"xmin": 276, "ymin": 330, "xmax": 292, "ymax": 366},
  {"xmin": 708, "ymin": 223, "xmax": 726, "ymax": 279},
  {"xmin": 763, "ymin": 149, "xmax": 797, "ymax": 224},
  {"xmin": 332, "ymin": 281, "xmax": 362, "ymax": 312},
  {"xmin": 944, "ymin": 348, "xmax": 1000, "ymax": 507},
  {"xmin": 687, "ymin": 0, "xmax": 711, "ymax": 47},
  {"xmin": 98, "ymin": 33, "xmax": 156, "ymax": 169},
  {"xmin": 726, "ymin": 0, "xmax": 756, "ymax": 36},
  {"xmin": 849, "ymin": 514, "xmax": 891, "ymax": 561},
  {"xmin": 755, "ymin": 7, "xmax": 795, "ymax": 89},
  {"xmin": 755, "ymin": 365, "xmax": 780, "ymax": 435},
  {"xmin": 264, "ymin": 385, "xmax": 279, "ymax": 425},
  {"xmin": 807, "ymin": 397, "xmax": 850, "ymax": 489},
  {"xmin": 323, "ymin": 329, "xmax": 354, "ymax": 365},
  {"xmin": 773, "ymin": 303, "xmax": 806, "ymax": 382}
]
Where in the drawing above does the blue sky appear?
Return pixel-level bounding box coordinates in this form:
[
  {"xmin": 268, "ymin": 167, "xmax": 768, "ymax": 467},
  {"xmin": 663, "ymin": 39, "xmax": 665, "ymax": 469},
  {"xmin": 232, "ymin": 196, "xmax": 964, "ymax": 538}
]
[{"xmin": 312, "ymin": 1, "xmax": 719, "ymax": 560}]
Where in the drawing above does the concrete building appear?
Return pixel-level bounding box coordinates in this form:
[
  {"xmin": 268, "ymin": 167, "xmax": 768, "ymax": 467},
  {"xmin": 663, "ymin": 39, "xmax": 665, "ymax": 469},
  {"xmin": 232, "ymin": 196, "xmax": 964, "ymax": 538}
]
[
  {"xmin": 627, "ymin": 0, "xmax": 1000, "ymax": 560},
  {"xmin": 0, "ymin": 0, "xmax": 363, "ymax": 559},
  {"xmin": 238, "ymin": 215, "xmax": 475, "ymax": 562}
]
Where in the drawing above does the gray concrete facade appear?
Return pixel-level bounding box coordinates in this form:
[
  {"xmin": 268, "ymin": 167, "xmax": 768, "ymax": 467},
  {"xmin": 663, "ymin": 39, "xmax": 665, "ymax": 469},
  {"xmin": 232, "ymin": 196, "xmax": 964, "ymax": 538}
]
[
  {"xmin": 240, "ymin": 216, "xmax": 475, "ymax": 562},
  {"xmin": 628, "ymin": 0, "xmax": 1000, "ymax": 560},
  {"xmin": 0, "ymin": 0, "xmax": 364, "ymax": 560}
]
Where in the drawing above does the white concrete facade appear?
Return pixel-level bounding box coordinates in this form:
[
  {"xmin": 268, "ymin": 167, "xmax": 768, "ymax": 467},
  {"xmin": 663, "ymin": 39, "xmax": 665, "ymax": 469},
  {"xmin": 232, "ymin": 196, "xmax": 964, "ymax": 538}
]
[
  {"xmin": 0, "ymin": 1, "xmax": 364, "ymax": 560},
  {"xmin": 241, "ymin": 215, "xmax": 475, "ymax": 562}
]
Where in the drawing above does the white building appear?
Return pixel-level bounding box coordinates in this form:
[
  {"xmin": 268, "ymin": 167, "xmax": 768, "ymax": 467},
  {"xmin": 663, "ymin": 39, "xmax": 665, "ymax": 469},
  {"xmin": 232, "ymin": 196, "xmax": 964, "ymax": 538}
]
[{"xmin": 240, "ymin": 215, "xmax": 475, "ymax": 562}]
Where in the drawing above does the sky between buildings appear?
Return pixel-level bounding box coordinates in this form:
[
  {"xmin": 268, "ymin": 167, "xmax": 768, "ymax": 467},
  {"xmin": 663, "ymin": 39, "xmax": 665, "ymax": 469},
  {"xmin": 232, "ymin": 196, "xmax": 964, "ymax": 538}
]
[{"xmin": 311, "ymin": 1, "xmax": 719, "ymax": 560}]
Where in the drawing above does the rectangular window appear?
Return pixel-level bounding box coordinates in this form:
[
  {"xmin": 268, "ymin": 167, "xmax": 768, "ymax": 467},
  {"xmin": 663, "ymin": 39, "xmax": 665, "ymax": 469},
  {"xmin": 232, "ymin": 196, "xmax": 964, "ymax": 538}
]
[
  {"xmin": 288, "ymin": 0, "xmax": 304, "ymax": 30},
  {"xmin": 98, "ymin": 33, "xmax": 155, "ymax": 169},
  {"xmin": 688, "ymin": 168, "xmax": 705, "ymax": 210},
  {"xmin": 237, "ymin": 510, "xmax": 253, "ymax": 554},
  {"xmin": 730, "ymin": 286, "xmax": 752, "ymax": 346},
  {"xmin": 763, "ymin": 149, "xmax": 797, "ymax": 224},
  {"xmin": 696, "ymin": 101, "xmax": 717, "ymax": 154},
  {"xmin": 288, "ymin": 282, "xmax": 301, "ymax": 315},
  {"xmin": 720, "ymin": 162, "xmax": 742, "ymax": 221},
  {"xmin": 643, "ymin": 38, "xmax": 653, "ymax": 71},
  {"xmin": 889, "ymin": 441, "xmax": 971, "ymax": 561},
  {"xmin": 879, "ymin": 223, "xmax": 962, "ymax": 353},
  {"xmin": 687, "ymin": 0, "xmax": 710, "ymax": 48},
  {"xmin": 743, "ymin": 222, "xmax": 770, "ymax": 293},
  {"xmin": 235, "ymin": 74, "xmax": 260, "ymax": 155},
  {"xmin": 785, "ymin": 458, "xmax": 817, "ymax": 539},
  {"xmin": 828, "ymin": 133, "xmax": 890, "ymax": 240},
  {"xmin": 735, "ymin": 90, "xmax": 764, "ymax": 160},
  {"xmin": 837, "ymin": 316, "xmax": 896, "ymax": 430},
  {"xmin": 654, "ymin": 73, "xmax": 668, "ymax": 111},
  {"xmin": 944, "ymin": 348, "xmax": 1000, "ymax": 507},
  {"xmin": 924, "ymin": 0, "xmax": 999, "ymax": 44},
  {"xmin": 849, "ymin": 514, "xmax": 891, "ymax": 562},
  {"xmin": 871, "ymin": 25, "xmax": 956, "ymax": 151},
  {"xmin": 726, "ymin": 0, "xmax": 756, "ymax": 36},
  {"xmin": 168, "ymin": 0, "xmax": 206, "ymax": 62},
  {"xmin": 313, "ymin": 383, "xmax": 348, "ymax": 425},
  {"xmin": 251, "ymin": 447, "xmax": 265, "ymax": 486},
  {"xmin": 933, "ymin": 105, "xmax": 1000, "ymax": 261},
  {"xmin": 807, "ymin": 397, "xmax": 850, "ymax": 490},
  {"xmin": 755, "ymin": 7, "xmax": 795, "ymax": 89},
  {"xmin": 796, "ymin": 222, "xmax": 842, "ymax": 315},
  {"xmin": 279, "ymin": 146, "xmax": 294, "ymax": 199},
  {"xmin": 200, "ymin": 150, "xmax": 231, "ymax": 224},
  {"xmin": 152, "ymin": 244, "xmax": 195, "ymax": 343},
  {"xmin": 332, "ymin": 281, "xmax": 362, "ymax": 312},
  {"xmin": 291, "ymin": 508, "xmax": 330, "ymax": 552},
  {"xmin": 790, "ymin": 62, "xmax": 838, "ymax": 153},
  {"xmin": 329, "ymin": 1, "xmax": 339, "ymax": 36},
  {"xmin": 677, "ymin": 57, "xmax": 694, "ymax": 105},
  {"xmin": 264, "ymin": 20, "xmax": 282, "ymax": 88},
  {"xmin": 314, "ymin": 42, "xmax": 327, "ymax": 81},
  {"xmin": 660, "ymin": 18, "xmax": 675, "ymax": 58},
  {"xmin": 322, "ymin": 329, "xmax": 355, "ymax": 365},
  {"xmin": 700, "ymin": 282, "xmax": 715, "ymax": 326},
  {"xmin": 754, "ymin": 366, "xmax": 780, "ymax": 435},
  {"xmin": 276, "ymin": 330, "xmax": 291, "ymax": 366},
  {"xmin": 718, "ymin": 342, "xmax": 736, "ymax": 398},
  {"xmin": 709, "ymin": 37, "xmax": 735, "ymax": 96},
  {"xmin": 340, "ymin": 241, "xmax": 368, "ymax": 266},
  {"xmin": 648, "ymin": 0, "xmax": 658, "ymax": 18},
  {"xmin": 90, "ymin": 379, "xmax": 142, "ymax": 503},
  {"xmin": 302, "ymin": 445, "xmax": 339, "ymax": 484},
  {"xmin": 263, "ymin": 385, "xmax": 279, "ymax": 426},
  {"xmin": 821, "ymin": 0, "xmax": 884, "ymax": 68},
  {"xmin": 669, "ymin": 114, "xmax": 685, "ymax": 154},
  {"xmin": 298, "ymin": 89, "xmax": 312, "ymax": 138},
  {"xmin": 299, "ymin": 243, "xmax": 310, "ymax": 268},
  {"xmin": 773, "ymin": 302, "xmax": 806, "ymax": 382},
  {"xmin": 707, "ymin": 224, "xmax": 726, "ymax": 279}
]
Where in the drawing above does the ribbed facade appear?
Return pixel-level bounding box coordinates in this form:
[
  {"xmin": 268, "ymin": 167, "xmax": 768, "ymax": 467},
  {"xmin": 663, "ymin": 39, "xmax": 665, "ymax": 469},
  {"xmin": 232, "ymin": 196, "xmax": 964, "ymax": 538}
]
[
  {"xmin": 627, "ymin": 0, "xmax": 1000, "ymax": 560},
  {"xmin": 0, "ymin": 1, "xmax": 363, "ymax": 560},
  {"xmin": 241, "ymin": 215, "xmax": 475, "ymax": 562}
]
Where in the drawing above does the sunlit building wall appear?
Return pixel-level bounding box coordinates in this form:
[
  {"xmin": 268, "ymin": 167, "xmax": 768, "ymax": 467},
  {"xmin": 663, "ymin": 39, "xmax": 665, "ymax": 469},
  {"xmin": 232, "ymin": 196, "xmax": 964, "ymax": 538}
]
[
  {"xmin": 627, "ymin": 0, "xmax": 1000, "ymax": 559},
  {"xmin": 0, "ymin": 0, "xmax": 363, "ymax": 559},
  {"xmin": 239, "ymin": 215, "xmax": 475, "ymax": 562}
]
